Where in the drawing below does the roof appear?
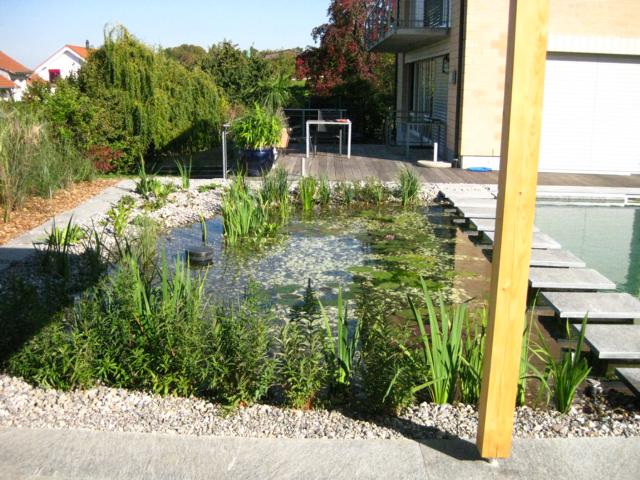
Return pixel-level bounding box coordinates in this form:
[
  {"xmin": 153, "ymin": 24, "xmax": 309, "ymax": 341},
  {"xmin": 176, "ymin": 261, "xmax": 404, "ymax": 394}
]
[
  {"xmin": 65, "ymin": 45, "xmax": 90, "ymax": 59},
  {"xmin": 27, "ymin": 73, "xmax": 46, "ymax": 85},
  {"xmin": 0, "ymin": 51, "xmax": 31, "ymax": 74},
  {"xmin": 0, "ymin": 76, "xmax": 17, "ymax": 89}
]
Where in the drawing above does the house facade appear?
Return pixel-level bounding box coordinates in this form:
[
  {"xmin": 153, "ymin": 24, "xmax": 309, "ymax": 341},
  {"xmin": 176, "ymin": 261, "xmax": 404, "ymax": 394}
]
[
  {"xmin": 0, "ymin": 51, "xmax": 32, "ymax": 100},
  {"xmin": 32, "ymin": 44, "xmax": 90, "ymax": 83},
  {"xmin": 366, "ymin": 0, "xmax": 640, "ymax": 174}
]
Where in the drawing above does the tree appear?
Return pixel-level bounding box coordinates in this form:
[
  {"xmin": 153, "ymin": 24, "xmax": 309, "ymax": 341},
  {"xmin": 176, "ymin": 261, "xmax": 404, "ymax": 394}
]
[
  {"xmin": 164, "ymin": 44, "xmax": 207, "ymax": 69},
  {"xmin": 296, "ymin": 0, "xmax": 383, "ymax": 96}
]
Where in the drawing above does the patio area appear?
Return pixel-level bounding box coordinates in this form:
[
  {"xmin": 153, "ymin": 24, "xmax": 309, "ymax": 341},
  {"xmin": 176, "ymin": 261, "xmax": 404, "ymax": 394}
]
[{"xmin": 278, "ymin": 144, "xmax": 640, "ymax": 187}]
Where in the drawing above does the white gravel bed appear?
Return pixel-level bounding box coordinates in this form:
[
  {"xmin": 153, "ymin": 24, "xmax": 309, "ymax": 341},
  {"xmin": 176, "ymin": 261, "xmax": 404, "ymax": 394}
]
[{"xmin": 1, "ymin": 375, "xmax": 638, "ymax": 440}]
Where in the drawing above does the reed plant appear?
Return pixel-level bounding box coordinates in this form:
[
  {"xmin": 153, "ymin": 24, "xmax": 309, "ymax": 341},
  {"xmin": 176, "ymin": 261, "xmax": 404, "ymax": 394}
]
[
  {"xmin": 321, "ymin": 289, "xmax": 361, "ymax": 389},
  {"xmin": 360, "ymin": 177, "xmax": 386, "ymax": 205},
  {"xmin": 336, "ymin": 181, "xmax": 355, "ymax": 205},
  {"xmin": 398, "ymin": 168, "xmax": 420, "ymax": 206},
  {"xmin": 298, "ymin": 176, "xmax": 317, "ymax": 211},
  {"xmin": 175, "ymin": 159, "xmax": 192, "ymax": 190},
  {"xmin": 261, "ymin": 166, "xmax": 289, "ymax": 206},
  {"xmin": 317, "ymin": 175, "xmax": 331, "ymax": 206},
  {"xmin": 459, "ymin": 308, "xmax": 487, "ymax": 404}
]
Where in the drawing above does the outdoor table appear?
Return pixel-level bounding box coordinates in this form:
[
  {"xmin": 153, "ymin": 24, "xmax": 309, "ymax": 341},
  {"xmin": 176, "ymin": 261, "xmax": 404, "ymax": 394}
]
[{"xmin": 305, "ymin": 119, "xmax": 352, "ymax": 159}]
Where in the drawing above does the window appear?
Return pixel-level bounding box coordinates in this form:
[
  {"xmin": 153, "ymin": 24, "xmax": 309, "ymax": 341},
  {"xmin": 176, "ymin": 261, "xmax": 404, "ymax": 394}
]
[{"xmin": 48, "ymin": 69, "xmax": 61, "ymax": 82}]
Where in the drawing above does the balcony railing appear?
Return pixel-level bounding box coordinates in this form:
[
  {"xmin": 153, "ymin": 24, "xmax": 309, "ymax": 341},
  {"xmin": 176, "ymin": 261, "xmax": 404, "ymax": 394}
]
[
  {"xmin": 385, "ymin": 110, "xmax": 447, "ymax": 159},
  {"xmin": 365, "ymin": 0, "xmax": 451, "ymax": 50}
]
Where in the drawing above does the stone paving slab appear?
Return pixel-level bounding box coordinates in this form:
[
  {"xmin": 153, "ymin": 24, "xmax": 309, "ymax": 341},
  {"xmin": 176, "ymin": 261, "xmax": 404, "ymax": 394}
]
[
  {"xmin": 529, "ymin": 249, "xmax": 586, "ymax": 268},
  {"xmin": 542, "ymin": 292, "xmax": 640, "ymax": 319},
  {"xmin": 450, "ymin": 198, "xmax": 497, "ymax": 208},
  {"xmin": 457, "ymin": 206, "xmax": 497, "ymax": 219},
  {"xmin": 484, "ymin": 231, "xmax": 562, "ymax": 250},
  {"xmin": 616, "ymin": 368, "xmax": 640, "ymax": 396},
  {"xmin": 580, "ymin": 325, "xmax": 640, "ymax": 360},
  {"xmin": 1, "ymin": 428, "xmax": 639, "ymax": 480},
  {"xmin": 469, "ymin": 218, "xmax": 540, "ymax": 233},
  {"xmin": 529, "ymin": 268, "xmax": 616, "ymax": 291}
]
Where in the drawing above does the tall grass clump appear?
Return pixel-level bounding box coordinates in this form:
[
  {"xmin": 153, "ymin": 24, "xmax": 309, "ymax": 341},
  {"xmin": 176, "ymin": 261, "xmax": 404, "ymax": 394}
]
[
  {"xmin": 0, "ymin": 106, "xmax": 94, "ymax": 222},
  {"xmin": 398, "ymin": 168, "xmax": 420, "ymax": 206},
  {"xmin": 317, "ymin": 175, "xmax": 331, "ymax": 206},
  {"xmin": 535, "ymin": 317, "xmax": 591, "ymax": 413},
  {"xmin": 221, "ymin": 173, "xmax": 278, "ymax": 244},
  {"xmin": 298, "ymin": 176, "xmax": 317, "ymax": 211},
  {"xmin": 175, "ymin": 159, "xmax": 192, "ymax": 189}
]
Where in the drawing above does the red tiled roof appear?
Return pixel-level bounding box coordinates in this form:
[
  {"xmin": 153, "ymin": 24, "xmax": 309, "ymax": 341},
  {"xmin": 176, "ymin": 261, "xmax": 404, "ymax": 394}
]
[
  {"xmin": 0, "ymin": 76, "xmax": 17, "ymax": 89},
  {"xmin": 27, "ymin": 73, "xmax": 46, "ymax": 85},
  {"xmin": 0, "ymin": 51, "xmax": 31, "ymax": 74},
  {"xmin": 66, "ymin": 45, "xmax": 90, "ymax": 59}
]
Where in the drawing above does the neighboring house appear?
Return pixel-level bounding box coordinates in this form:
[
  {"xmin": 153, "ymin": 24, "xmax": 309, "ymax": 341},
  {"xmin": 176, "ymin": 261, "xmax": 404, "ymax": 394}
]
[
  {"xmin": 32, "ymin": 43, "xmax": 90, "ymax": 83},
  {"xmin": 0, "ymin": 50, "xmax": 32, "ymax": 100},
  {"xmin": 366, "ymin": 0, "xmax": 640, "ymax": 174}
]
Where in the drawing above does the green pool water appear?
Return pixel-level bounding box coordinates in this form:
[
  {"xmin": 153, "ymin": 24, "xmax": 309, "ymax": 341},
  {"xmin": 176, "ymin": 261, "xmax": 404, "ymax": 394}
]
[{"xmin": 535, "ymin": 205, "xmax": 640, "ymax": 296}]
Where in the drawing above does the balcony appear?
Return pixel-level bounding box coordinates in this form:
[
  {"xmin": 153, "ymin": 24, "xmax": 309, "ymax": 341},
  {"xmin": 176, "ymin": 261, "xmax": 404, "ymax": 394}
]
[{"xmin": 365, "ymin": 0, "xmax": 451, "ymax": 53}]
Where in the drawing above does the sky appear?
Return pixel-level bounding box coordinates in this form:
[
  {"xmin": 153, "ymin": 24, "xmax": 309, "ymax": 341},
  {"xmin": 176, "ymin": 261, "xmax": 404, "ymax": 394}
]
[{"xmin": 0, "ymin": 0, "xmax": 330, "ymax": 68}]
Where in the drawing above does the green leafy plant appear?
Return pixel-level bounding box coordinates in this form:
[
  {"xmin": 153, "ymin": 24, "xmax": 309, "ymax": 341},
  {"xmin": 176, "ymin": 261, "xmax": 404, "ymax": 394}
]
[
  {"xmin": 536, "ymin": 317, "xmax": 591, "ymax": 413},
  {"xmin": 459, "ymin": 308, "xmax": 487, "ymax": 404},
  {"xmin": 317, "ymin": 175, "xmax": 331, "ymax": 206},
  {"xmin": 298, "ymin": 176, "xmax": 317, "ymax": 211},
  {"xmin": 359, "ymin": 177, "xmax": 386, "ymax": 205},
  {"xmin": 321, "ymin": 289, "xmax": 360, "ymax": 389},
  {"xmin": 197, "ymin": 182, "xmax": 219, "ymax": 193},
  {"xmin": 398, "ymin": 168, "xmax": 420, "ymax": 206},
  {"xmin": 408, "ymin": 281, "xmax": 465, "ymax": 404},
  {"xmin": 261, "ymin": 166, "xmax": 290, "ymax": 206},
  {"xmin": 106, "ymin": 196, "xmax": 135, "ymax": 237},
  {"xmin": 175, "ymin": 159, "xmax": 192, "ymax": 189},
  {"xmin": 231, "ymin": 103, "xmax": 283, "ymax": 150},
  {"xmin": 43, "ymin": 219, "xmax": 85, "ymax": 247},
  {"xmin": 200, "ymin": 214, "xmax": 208, "ymax": 245},
  {"xmin": 336, "ymin": 181, "xmax": 355, "ymax": 205}
]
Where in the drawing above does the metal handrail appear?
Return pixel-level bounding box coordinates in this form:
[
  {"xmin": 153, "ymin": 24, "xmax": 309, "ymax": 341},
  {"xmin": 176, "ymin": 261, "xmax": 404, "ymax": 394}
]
[
  {"xmin": 384, "ymin": 110, "xmax": 447, "ymax": 159},
  {"xmin": 283, "ymin": 109, "xmax": 348, "ymax": 142},
  {"xmin": 365, "ymin": 0, "xmax": 451, "ymax": 49}
]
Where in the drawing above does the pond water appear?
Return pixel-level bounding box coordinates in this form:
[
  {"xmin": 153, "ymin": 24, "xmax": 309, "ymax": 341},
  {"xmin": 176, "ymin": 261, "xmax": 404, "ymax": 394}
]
[{"xmin": 161, "ymin": 205, "xmax": 490, "ymax": 320}]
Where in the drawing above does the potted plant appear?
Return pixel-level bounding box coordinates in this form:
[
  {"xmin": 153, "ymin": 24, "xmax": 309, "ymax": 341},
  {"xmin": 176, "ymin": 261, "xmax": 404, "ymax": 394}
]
[{"xmin": 231, "ymin": 104, "xmax": 284, "ymax": 176}]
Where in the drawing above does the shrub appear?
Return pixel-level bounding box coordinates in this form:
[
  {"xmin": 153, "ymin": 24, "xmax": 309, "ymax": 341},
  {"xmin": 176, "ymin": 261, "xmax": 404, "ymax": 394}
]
[{"xmin": 230, "ymin": 103, "xmax": 283, "ymax": 150}]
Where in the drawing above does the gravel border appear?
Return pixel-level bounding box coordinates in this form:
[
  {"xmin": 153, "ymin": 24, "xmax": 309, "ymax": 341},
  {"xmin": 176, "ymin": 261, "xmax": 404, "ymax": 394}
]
[{"xmin": 1, "ymin": 375, "xmax": 638, "ymax": 440}]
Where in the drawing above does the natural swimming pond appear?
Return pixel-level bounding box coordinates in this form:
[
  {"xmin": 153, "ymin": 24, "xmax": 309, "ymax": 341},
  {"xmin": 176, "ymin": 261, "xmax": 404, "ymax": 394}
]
[
  {"xmin": 536, "ymin": 204, "xmax": 640, "ymax": 296},
  {"xmin": 162, "ymin": 205, "xmax": 488, "ymax": 320}
]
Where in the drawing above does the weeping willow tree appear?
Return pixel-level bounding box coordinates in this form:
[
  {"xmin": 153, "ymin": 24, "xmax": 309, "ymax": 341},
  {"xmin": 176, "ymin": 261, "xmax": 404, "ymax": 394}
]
[{"xmin": 78, "ymin": 26, "xmax": 228, "ymax": 171}]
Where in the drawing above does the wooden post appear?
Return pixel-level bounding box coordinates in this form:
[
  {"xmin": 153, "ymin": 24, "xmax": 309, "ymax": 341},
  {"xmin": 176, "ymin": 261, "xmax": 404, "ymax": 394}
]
[{"xmin": 476, "ymin": 0, "xmax": 549, "ymax": 459}]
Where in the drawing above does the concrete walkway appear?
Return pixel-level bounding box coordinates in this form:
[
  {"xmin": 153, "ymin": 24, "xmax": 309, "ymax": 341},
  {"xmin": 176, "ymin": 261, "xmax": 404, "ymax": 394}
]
[
  {"xmin": 0, "ymin": 427, "xmax": 638, "ymax": 479},
  {"xmin": 0, "ymin": 180, "xmax": 136, "ymax": 272}
]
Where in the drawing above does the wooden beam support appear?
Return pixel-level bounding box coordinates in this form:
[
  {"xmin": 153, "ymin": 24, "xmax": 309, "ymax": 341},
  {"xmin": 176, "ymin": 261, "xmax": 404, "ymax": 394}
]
[{"xmin": 476, "ymin": 0, "xmax": 549, "ymax": 459}]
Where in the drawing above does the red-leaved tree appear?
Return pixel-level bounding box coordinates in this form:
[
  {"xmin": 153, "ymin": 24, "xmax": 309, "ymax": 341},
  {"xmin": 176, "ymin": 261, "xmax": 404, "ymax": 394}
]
[{"xmin": 296, "ymin": 0, "xmax": 382, "ymax": 96}]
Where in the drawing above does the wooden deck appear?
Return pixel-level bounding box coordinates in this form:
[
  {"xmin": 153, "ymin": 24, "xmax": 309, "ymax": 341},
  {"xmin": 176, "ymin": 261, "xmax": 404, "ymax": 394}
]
[{"xmin": 278, "ymin": 144, "xmax": 640, "ymax": 187}]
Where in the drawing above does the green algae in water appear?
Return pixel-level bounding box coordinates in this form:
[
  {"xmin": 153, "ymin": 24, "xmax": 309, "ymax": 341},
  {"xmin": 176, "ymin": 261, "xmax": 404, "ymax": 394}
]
[{"xmin": 161, "ymin": 205, "xmax": 461, "ymax": 320}]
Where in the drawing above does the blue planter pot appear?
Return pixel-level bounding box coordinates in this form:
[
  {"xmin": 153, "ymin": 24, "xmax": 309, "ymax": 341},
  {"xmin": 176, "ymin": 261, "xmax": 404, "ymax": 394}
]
[{"xmin": 242, "ymin": 148, "xmax": 275, "ymax": 176}]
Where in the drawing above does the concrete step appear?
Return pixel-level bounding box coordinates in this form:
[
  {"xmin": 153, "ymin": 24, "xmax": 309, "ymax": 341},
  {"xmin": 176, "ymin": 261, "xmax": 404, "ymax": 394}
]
[
  {"xmin": 542, "ymin": 292, "xmax": 640, "ymax": 320},
  {"xmin": 616, "ymin": 368, "xmax": 640, "ymax": 397},
  {"xmin": 469, "ymin": 218, "xmax": 540, "ymax": 233},
  {"xmin": 450, "ymin": 198, "xmax": 497, "ymax": 208},
  {"xmin": 530, "ymin": 249, "xmax": 586, "ymax": 268},
  {"xmin": 529, "ymin": 268, "xmax": 616, "ymax": 291},
  {"xmin": 457, "ymin": 206, "xmax": 496, "ymax": 219},
  {"xmin": 580, "ymin": 324, "xmax": 640, "ymax": 361},
  {"xmin": 484, "ymin": 231, "xmax": 562, "ymax": 250}
]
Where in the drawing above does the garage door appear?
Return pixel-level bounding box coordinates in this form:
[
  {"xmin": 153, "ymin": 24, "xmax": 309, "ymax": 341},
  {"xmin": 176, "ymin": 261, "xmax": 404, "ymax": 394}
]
[{"xmin": 539, "ymin": 53, "xmax": 640, "ymax": 174}]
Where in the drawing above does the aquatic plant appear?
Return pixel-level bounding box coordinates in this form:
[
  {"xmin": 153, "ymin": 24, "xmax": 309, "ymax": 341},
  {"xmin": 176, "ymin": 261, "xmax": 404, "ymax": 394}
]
[
  {"xmin": 317, "ymin": 175, "xmax": 331, "ymax": 206},
  {"xmin": 298, "ymin": 176, "xmax": 317, "ymax": 211},
  {"xmin": 359, "ymin": 177, "xmax": 386, "ymax": 205},
  {"xmin": 398, "ymin": 168, "xmax": 420, "ymax": 206},
  {"xmin": 321, "ymin": 289, "xmax": 361, "ymax": 389},
  {"xmin": 175, "ymin": 159, "xmax": 192, "ymax": 190},
  {"xmin": 535, "ymin": 317, "xmax": 591, "ymax": 413},
  {"xmin": 336, "ymin": 181, "xmax": 355, "ymax": 205}
]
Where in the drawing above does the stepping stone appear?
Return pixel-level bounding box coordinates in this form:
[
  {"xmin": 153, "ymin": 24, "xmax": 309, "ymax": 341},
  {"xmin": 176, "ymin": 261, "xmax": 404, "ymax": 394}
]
[
  {"xmin": 616, "ymin": 368, "xmax": 640, "ymax": 397},
  {"xmin": 542, "ymin": 292, "xmax": 640, "ymax": 319},
  {"xmin": 469, "ymin": 218, "xmax": 539, "ymax": 233},
  {"xmin": 529, "ymin": 268, "xmax": 616, "ymax": 291},
  {"xmin": 580, "ymin": 325, "xmax": 640, "ymax": 360},
  {"xmin": 457, "ymin": 206, "xmax": 496, "ymax": 219},
  {"xmin": 530, "ymin": 249, "xmax": 586, "ymax": 268},
  {"xmin": 451, "ymin": 198, "xmax": 497, "ymax": 208},
  {"xmin": 484, "ymin": 231, "xmax": 562, "ymax": 249},
  {"xmin": 443, "ymin": 192, "xmax": 495, "ymax": 202}
]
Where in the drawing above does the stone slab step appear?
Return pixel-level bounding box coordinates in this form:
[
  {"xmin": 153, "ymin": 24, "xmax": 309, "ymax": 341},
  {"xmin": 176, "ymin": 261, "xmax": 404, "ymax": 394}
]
[
  {"xmin": 616, "ymin": 368, "xmax": 640, "ymax": 397},
  {"xmin": 469, "ymin": 218, "xmax": 540, "ymax": 233},
  {"xmin": 580, "ymin": 325, "xmax": 640, "ymax": 360},
  {"xmin": 529, "ymin": 268, "xmax": 616, "ymax": 291},
  {"xmin": 542, "ymin": 292, "xmax": 640, "ymax": 319},
  {"xmin": 450, "ymin": 198, "xmax": 497, "ymax": 208},
  {"xmin": 457, "ymin": 206, "xmax": 497, "ymax": 219},
  {"xmin": 530, "ymin": 249, "xmax": 586, "ymax": 268},
  {"xmin": 484, "ymin": 231, "xmax": 562, "ymax": 250}
]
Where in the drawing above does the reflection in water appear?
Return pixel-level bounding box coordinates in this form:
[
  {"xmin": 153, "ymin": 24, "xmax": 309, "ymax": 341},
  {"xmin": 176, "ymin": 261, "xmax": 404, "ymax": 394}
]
[{"xmin": 535, "ymin": 205, "xmax": 640, "ymax": 296}]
